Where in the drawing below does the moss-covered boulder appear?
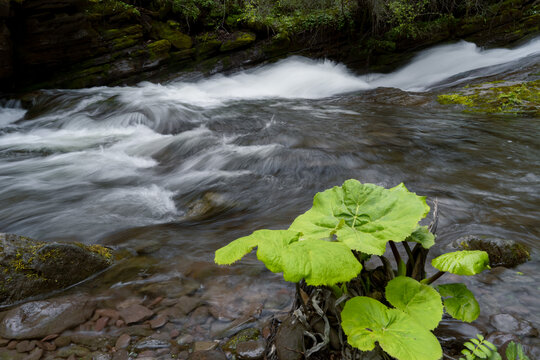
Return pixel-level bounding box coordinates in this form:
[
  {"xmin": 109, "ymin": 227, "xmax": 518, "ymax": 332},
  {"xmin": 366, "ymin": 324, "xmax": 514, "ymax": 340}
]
[
  {"xmin": 437, "ymin": 80, "xmax": 540, "ymax": 116},
  {"xmin": 454, "ymin": 235, "xmax": 530, "ymax": 268},
  {"xmin": 220, "ymin": 31, "xmax": 256, "ymax": 52},
  {"xmin": 150, "ymin": 20, "xmax": 192, "ymax": 50},
  {"xmin": 145, "ymin": 39, "xmax": 171, "ymax": 62},
  {"xmin": 0, "ymin": 233, "xmax": 113, "ymax": 307}
]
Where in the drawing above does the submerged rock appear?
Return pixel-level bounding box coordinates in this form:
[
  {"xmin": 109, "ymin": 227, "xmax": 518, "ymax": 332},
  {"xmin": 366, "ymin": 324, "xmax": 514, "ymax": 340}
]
[
  {"xmin": 0, "ymin": 294, "xmax": 95, "ymax": 339},
  {"xmin": 454, "ymin": 235, "xmax": 530, "ymax": 268},
  {"xmin": 0, "ymin": 233, "xmax": 113, "ymax": 307}
]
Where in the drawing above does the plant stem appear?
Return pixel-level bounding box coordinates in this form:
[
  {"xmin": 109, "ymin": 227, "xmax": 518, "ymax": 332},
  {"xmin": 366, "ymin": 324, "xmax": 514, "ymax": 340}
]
[
  {"xmin": 422, "ymin": 271, "xmax": 446, "ymax": 285},
  {"xmin": 389, "ymin": 241, "xmax": 401, "ymax": 264},
  {"xmin": 402, "ymin": 242, "xmax": 414, "ymax": 262}
]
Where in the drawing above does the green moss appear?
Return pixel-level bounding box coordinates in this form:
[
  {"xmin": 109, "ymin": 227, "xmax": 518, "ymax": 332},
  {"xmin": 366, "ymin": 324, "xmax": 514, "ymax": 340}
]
[
  {"xmin": 438, "ymin": 80, "xmax": 540, "ymax": 116},
  {"xmin": 220, "ymin": 32, "xmax": 256, "ymax": 52},
  {"xmin": 146, "ymin": 39, "xmax": 172, "ymax": 61},
  {"xmin": 150, "ymin": 21, "xmax": 192, "ymax": 50}
]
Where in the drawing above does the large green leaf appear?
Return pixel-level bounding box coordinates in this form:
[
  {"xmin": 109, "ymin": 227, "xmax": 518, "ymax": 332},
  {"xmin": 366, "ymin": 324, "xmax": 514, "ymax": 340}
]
[
  {"xmin": 289, "ymin": 180, "xmax": 430, "ymax": 255},
  {"xmin": 386, "ymin": 276, "xmax": 443, "ymax": 330},
  {"xmin": 215, "ymin": 229, "xmax": 362, "ymax": 286},
  {"xmin": 214, "ymin": 229, "xmax": 299, "ymax": 267},
  {"xmin": 341, "ymin": 297, "xmax": 442, "ymax": 360},
  {"xmin": 405, "ymin": 226, "xmax": 435, "ymax": 249},
  {"xmin": 280, "ymin": 239, "xmax": 362, "ymax": 285},
  {"xmin": 432, "ymin": 250, "xmax": 490, "ymax": 276},
  {"xmin": 437, "ymin": 283, "xmax": 480, "ymax": 322}
]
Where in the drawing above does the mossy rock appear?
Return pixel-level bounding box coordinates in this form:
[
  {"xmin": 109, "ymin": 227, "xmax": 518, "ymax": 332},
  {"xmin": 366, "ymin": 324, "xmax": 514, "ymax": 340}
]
[
  {"xmin": 0, "ymin": 233, "xmax": 113, "ymax": 307},
  {"xmin": 220, "ymin": 31, "xmax": 256, "ymax": 52},
  {"xmin": 146, "ymin": 39, "xmax": 171, "ymax": 60},
  {"xmin": 437, "ymin": 80, "xmax": 540, "ymax": 116},
  {"xmin": 196, "ymin": 39, "xmax": 222, "ymax": 58},
  {"xmin": 222, "ymin": 328, "xmax": 260, "ymax": 352},
  {"xmin": 150, "ymin": 20, "xmax": 192, "ymax": 50},
  {"xmin": 455, "ymin": 235, "xmax": 530, "ymax": 268}
]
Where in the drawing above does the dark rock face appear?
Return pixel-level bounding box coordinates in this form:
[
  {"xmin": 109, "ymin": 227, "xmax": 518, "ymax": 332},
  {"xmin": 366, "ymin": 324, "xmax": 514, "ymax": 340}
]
[
  {"xmin": 0, "ymin": 294, "xmax": 96, "ymax": 339},
  {"xmin": 0, "ymin": 0, "xmax": 12, "ymax": 83},
  {"xmin": 0, "ymin": 233, "xmax": 113, "ymax": 307},
  {"xmin": 455, "ymin": 236, "xmax": 530, "ymax": 268}
]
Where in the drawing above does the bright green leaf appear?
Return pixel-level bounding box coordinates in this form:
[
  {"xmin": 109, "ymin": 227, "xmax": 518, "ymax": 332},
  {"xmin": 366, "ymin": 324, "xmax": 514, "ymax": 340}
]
[
  {"xmin": 438, "ymin": 283, "xmax": 480, "ymax": 322},
  {"xmin": 405, "ymin": 226, "xmax": 435, "ymax": 249},
  {"xmin": 280, "ymin": 239, "xmax": 363, "ymax": 286},
  {"xmin": 215, "ymin": 229, "xmax": 299, "ymax": 266},
  {"xmin": 432, "ymin": 250, "xmax": 490, "ymax": 275},
  {"xmin": 341, "ymin": 297, "xmax": 442, "ymax": 360},
  {"xmin": 385, "ymin": 276, "xmax": 443, "ymax": 330},
  {"xmin": 290, "ymin": 180, "xmax": 430, "ymax": 255},
  {"xmin": 215, "ymin": 229, "xmax": 362, "ymax": 286}
]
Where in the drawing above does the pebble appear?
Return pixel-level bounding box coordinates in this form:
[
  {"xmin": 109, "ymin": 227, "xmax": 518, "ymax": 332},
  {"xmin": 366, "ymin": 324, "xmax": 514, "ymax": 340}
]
[
  {"xmin": 193, "ymin": 341, "xmax": 218, "ymax": 352},
  {"xmin": 188, "ymin": 349, "xmax": 227, "ymax": 360},
  {"xmin": 170, "ymin": 329, "xmax": 180, "ymax": 339},
  {"xmin": 176, "ymin": 296, "xmax": 201, "ymax": 315},
  {"xmin": 95, "ymin": 309, "xmax": 120, "ymax": 322},
  {"xmin": 25, "ymin": 347, "xmax": 43, "ymax": 360},
  {"xmin": 115, "ymin": 334, "xmax": 131, "ymax": 349},
  {"xmin": 54, "ymin": 335, "xmax": 71, "ymax": 347},
  {"xmin": 119, "ymin": 305, "xmax": 154, "ymax": 325},
  {"xmin": 115, "ymin": 320, "xmax": 125, "ymax": 327},
  {"xmin": 94, "ymin": 317, "xmax": 109, "ymax": 332},
  {"xmin": 40, "ymin": 334, "xmax": 58, "ymax": 342},
  {"xmin": 147, "ymin": 297, "xmax": 164, "ymax": 308},
  {"xmin": 149, "ymin": 315, "xmax": 167, "ymax": 329},
  {"xmin": 7, "ymin": 340, "xmax": 17, "ymax": 350},
  {"xmin": 15, "ymin": 340, "xmax": 35, "ymax": 353},
  {"xmin": 177, "ymin": 334, "xmax": 194, "ymax": 345},
  {"xmin": 0, "ymin": 338, "xmax": 9, "ymax": 346},
  {"xmin": 36, "ymin": 341, "xmax": 56, "ymax": 351},
  {"xmin": 112, "ymin": 349, "xmax": 129, "ymax": 360},
  {"xmin": 236, "ymin": 339, "xmax": 266, "ymax": 360}
]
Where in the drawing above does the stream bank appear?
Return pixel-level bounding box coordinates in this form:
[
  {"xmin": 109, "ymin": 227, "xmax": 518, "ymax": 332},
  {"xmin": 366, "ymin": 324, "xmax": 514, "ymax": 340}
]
[{"xmin": 0, "ymin": 0, "xmax": 538, "ymax": 95}]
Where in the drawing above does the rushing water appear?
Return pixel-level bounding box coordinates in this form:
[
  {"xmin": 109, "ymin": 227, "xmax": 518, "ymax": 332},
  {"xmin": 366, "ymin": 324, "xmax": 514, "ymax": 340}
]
[{"xmin": 1, "ymin": 38, "xmax": 539, "ymax": 352}]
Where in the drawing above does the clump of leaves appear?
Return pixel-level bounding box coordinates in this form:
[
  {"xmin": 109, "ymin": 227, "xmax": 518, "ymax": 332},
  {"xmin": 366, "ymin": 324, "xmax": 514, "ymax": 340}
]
[
  {"xmin": 215, "ymin": 179, "xmax": 491, "ymax": 359},
  {"xmin": 459, "ymin": 335, "xmax": 530, "ymax": 360}
]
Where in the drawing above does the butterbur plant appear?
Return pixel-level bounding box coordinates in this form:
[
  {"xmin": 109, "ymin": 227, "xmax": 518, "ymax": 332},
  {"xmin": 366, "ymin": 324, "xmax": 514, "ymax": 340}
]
[{"xmin": 215, "ymin": 179, "xmax": 491, "ymax": 359}]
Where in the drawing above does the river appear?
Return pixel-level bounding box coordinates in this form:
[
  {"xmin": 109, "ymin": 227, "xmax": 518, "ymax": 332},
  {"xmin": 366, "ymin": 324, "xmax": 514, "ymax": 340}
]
[{"xmin": 1, "ymin": 38, "xmax": 539, "ymax": 355}]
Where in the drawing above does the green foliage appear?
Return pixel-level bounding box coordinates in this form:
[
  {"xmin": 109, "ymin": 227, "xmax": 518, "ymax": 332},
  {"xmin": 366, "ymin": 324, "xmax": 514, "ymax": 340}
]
[
  {"xmin": 432, "ymin": 250, "xmax": 490, "ymax": 276},
  {"xmin": 214, "ymin": 229, "xmax": 362, "ymax": 286},
  {"xmin": 506, "ymin": 341, "xmax": 530, "ymax": 360},
  {"xmin": 289, "ymin": 180, "xmax": 430, "ymax": 255},
  {"xmin": 341, "ymin": 294, "xmax": 442, "ymax": 360},
  {"xmin": 386, "ymin": 0, "xmax": 429, "ymax": 38},
  {"xmin": 386, "ymin": 276, "xmax": 443, "ymax": 330},
  {"xmin": 438, "ymin": 283, "xmax": 480, "ymax": 322},
  {"xmin": 460, "ymin": 334, "xmax": 501, "ymax": 360},
  {"xmin": 215, "ymin": 180, "xmax": 493, "ymax": 360}
]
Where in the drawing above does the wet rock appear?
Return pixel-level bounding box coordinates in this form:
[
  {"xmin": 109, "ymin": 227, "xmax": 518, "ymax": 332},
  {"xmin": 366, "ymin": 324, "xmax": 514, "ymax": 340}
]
[
  {"xmin": 193, "ymin": 341, "xmax": 218, "ymax": 352},
  {"xmin": 188, "ymin": 350, "xmax": 227, "ymax": 360},
  {"xmin": 274, "ymin": 315, "xmax": 306, "ymax": 360},
  {"xmin": 223, "ymin": 328, "xmax": 260, "ymax": 352},
  {"xmin": 455, "ymin": 236, "xmax": 530, "ymax": 267},
  {"xmin": 15, "ymin": 339, "xmax": 35, "ymax": 352},
  {"xmin": 0, "ymin": 338, "xmax": 8, "ymax": 346},
  {"xmin": 0, "ymin": 348, "xmax": 25, "ymax": 360},
  {"xmin": 7, "ymin": 340, "xmax": 16, "ymax": 349},
  {"xmin": 150, "ymin": 20, "xmax": 192, "ymax": 50},
  {"xmin": 120, "ymin": 324, "xmax": 153, "ymax": 337},
  {"xmin": 490, "ymin": 314, "xmax": 538, "ymax": 337},
  {"xmin": 56, "ymin": 344, "xmax": 91, "ymax": 358},
  {"xmin": 134, "ymin": 338, "xmax": 170, "ymax": 350},
  {"xmin": 115, "ymin": 334, "xmax": 131, "ymax": 350},
  {"xmin": 25, "ymin": 347, "xmax": 43, "ymax": 360},
  {"xmin": 186, "ymin": 193, "xmax": 229, "ymax": 219},
  {"xmin": 0, "ymin": 233, "xmax": 113, "ymax": 306},
  {"xmin": 90, "ymin": 352, "xmax": 111, "ymax": 360},
  {"xmin": 68, "ymin": 333, "xmax": 115, "ymax": 350},
  {"xmin": 149, "ymin": 315, "xmax": 167, "ymax": 329},
  {"xmin": 36, "ymin": 341, "xmax": 55, "ymax": 351},
  {"xmin": 54, "ymin": 335, "xmax": 71, "ymax": 348},
  {"xmin": 485, "ymin": 332, "xmax": 520, "ymax": 348},
  {"xmin": 0, "ymin": 294, "xmax": 95, "ymax": 340},
  {"xmin": 94, "ymin": 317, "xmax": 109, "ymax": 332},
  {"xmin": 112, "ymin": 349, "xmax": 129, "ymax": 360},
  {"xmin": 176, "ymin": 296, "xmax": 201, "ymax": 315},
  {"xmin": 236, "ymin": 339, "xmax": 266, "ymax": 360},
  {"xmin": 118, "ymin": 304, "xmax": 154, "ymax": 325},
  {"xmin": 220, "ymin": 32, "xmax": 256, "ymax": 52}
]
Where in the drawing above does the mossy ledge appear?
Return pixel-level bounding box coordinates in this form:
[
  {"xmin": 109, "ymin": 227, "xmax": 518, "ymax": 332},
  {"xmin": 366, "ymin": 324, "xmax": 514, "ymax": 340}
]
[{"xmin": 0, "ymin": 233, "xmax": 114, "ymax": 307}]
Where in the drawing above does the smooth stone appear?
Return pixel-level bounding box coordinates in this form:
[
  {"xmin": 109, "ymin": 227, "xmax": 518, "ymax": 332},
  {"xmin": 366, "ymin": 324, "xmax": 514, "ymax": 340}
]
[
  {"xmin": 149, "ymin": 315, "xmax": 167, "ymax": 329},
  {"xmin": 56, "ymin": 345, "xmax": 90, "ymax": 358},
  {"xmin": 115, "ymin": 334, "xmax": 130, "ymax": 350},
  {"xmin": 490, "ymin": 313, "xmax": 538, "ymax": 337},
  {"xmin": 188, "ymin": 350, "xmax": 227, "ymax": 360},
  {"xmin": 274, "ymin": 316, "xmax": 305, "ymax": 360},
  {"xmin": 25, "ymin": 347, "xmax": 43, "ymax": 360},
  {"xmin": 135, "ymin": 338, "xmax": 170, "ymax": 350},
  {"xmin": 15, "ymin": 339, "xmax": 35, "ymax": 353},
  {"xmin": 176, "ymin": 296, "xmax": 201, "ymax": 315},
  {"xmin": 68, "ymin": 333, "xmax": 115, "ymax": 350},
  {"xmin": 94, "ymin": 317, "xmax": 109, "ymax": 332},
  {"xmin": 236, "ymin": 339, "xmax": 266, "ymax": 359},
  {"xmin": 54, "ymin": 335, "xmax": 71, "ymax": 347},
  {"xmin": 193, "ymin": 341, "xmax": 217, "ymax": 352},
  {"xmin": 118, "ymin": 305, "xmax": 154, "ymax": 325},
  {"xmin": 91, "ymin": 352, "xmax": 112, "ymax": 360},
  {"xmin": 0, "ymin": 295, "xmax": 95, "ymax": 340},
  {"xmin": 112, "ymin": 349, "xmax": 129, "ymax": 360}
]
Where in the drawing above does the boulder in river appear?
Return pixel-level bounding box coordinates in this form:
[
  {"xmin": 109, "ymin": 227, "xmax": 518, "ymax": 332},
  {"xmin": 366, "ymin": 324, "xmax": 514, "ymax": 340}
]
[
  {"xmin": 0, "ymin": 294, "xmax": 96, "ymax": 339},
  {"xmin": 0, "ymin": 233, "xmax": 113, "ymax": 307},
  {"xmin": 453, "ymin": 235, "xmax": 530, "ymax": 268}
]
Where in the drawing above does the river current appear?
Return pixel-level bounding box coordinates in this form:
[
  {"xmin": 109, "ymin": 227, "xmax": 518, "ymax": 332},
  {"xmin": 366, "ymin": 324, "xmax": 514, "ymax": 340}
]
[{"xmin": 1, "ymin": 38, "xmax": 539, "ymax": 352}]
